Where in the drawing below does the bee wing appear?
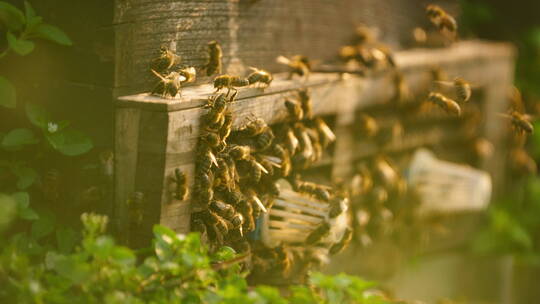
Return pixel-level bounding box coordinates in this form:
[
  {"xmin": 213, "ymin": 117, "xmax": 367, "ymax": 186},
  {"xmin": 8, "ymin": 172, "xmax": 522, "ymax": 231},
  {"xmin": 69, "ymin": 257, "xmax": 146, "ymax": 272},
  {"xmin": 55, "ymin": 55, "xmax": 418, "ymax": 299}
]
[
  {"xmin": 433, "ymin": 80, "xmax": 454, "ymax": 87},
  {"xmin": 253, "ymin": 161, "xmax": 269, "ymax": 174},
  {"xmin": 496, "ymin": 113, "xmax": 512, "ymax": 119},
  {"xmin": 276, "ymin": 55, "xmax": 292, "ymax": 66},
  {"xmin": 260, "ymin": 155, "xmax": 282, "ymax": 168},
  {"xmin": 317, "ymin": 120, "xmax": 336, "ymax": 142},
  {"xmin": 209, "ymin": 151, "xmax": 219, "ymax": 167},
  {"xmin": 252, "ymin": 195, "xmax": 267, "ymax": 213}
]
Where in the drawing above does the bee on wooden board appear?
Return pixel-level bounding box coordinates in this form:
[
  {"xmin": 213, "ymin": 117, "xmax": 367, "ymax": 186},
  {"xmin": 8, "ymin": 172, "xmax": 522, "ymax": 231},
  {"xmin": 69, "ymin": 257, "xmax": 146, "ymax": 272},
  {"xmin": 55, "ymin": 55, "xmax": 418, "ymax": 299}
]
[
  {"xmin": 214, "ymin": 75, "xmax": 249, "ymax": 95},
  {"xmin": 305, "ymin": 221, "xmax": 330, "ymax": 245},
  {"xmin": 498, "ymin": 111, "xmax": 534, "ymax": 134},
  {"xmin": 228, "ymin": 144, "xmax": 252, "ymax": 160},
  {"xmin": 427, "ymin": 92, "xmax": 461, "ymax": 116},
  {"xmin": 284, "ymin": 98, "xmax": 304, "ymax": 121},
  {"xmin": 151, "ymin": 46, "xmax": 181, "ymax": 73},
  {"xmin": 171, "ymin": 168, "xmax": 188, "ymax": 201},
  {"xmin": 219, "ymin": 110, "xmax": 233, "ymax": 142},
  {"xmin": 246, "ymin": 67, "xmax": 273, "ymax": 88},
  {"xmin": 197, "ymin": 147, "xmax": 219, "ymax": 174},
  {"xmin": 276, "ymin": 55, "xmax": 311, "ymax": 80},
  {"xmin": 237, "ymin": 116, "xmax": 268, "ymax": 137},
  {"xmin": 357, "ymin": 113, "xmax": 379, "ymax": 138},
  {"xmin": 329, "ymin": 228, "xmax": 353, "ymax": 255},
  {"xmin": 206, "ymin": 40, "xmax": 223, "ymax": 76},
  {"xmin": 151, "ymin": 70, "xmax": 182, "ymax": 98}
]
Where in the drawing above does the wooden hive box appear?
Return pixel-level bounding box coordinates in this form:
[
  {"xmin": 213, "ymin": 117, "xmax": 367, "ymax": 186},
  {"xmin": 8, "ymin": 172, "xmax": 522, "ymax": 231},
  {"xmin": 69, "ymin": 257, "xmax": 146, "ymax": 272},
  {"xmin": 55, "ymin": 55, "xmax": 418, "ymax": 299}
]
[{"xmin": 115, "ymin": 40, "xmax": 514, "ymax": 247}]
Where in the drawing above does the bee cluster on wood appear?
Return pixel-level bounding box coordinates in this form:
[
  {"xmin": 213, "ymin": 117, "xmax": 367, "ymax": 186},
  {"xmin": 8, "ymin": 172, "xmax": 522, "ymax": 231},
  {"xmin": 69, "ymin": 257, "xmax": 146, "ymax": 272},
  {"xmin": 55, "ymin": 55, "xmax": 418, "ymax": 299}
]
[{"xmin": 137, "ymin": 3, "xmax": 537, "ymax": 283}]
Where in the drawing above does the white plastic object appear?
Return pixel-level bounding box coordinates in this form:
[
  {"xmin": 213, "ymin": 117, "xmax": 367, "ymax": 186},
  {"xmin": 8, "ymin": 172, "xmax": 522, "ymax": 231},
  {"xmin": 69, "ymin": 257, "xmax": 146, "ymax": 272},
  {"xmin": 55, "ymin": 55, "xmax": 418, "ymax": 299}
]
[
  {"xmin": 261, "ymin": 179, "xmax": 349, "ymax": 248},
  {"xmin": 407, "ymin": 149, "xmax": 492, "ymax": 215}
]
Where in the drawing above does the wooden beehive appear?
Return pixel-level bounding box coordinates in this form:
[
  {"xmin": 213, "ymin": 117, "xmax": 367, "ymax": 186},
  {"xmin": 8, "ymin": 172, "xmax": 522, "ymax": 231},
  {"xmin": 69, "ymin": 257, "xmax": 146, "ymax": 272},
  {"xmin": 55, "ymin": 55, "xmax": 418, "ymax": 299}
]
[{"xmin": 115, "ymin": 41, "xmax": 514, "ymax": 246}]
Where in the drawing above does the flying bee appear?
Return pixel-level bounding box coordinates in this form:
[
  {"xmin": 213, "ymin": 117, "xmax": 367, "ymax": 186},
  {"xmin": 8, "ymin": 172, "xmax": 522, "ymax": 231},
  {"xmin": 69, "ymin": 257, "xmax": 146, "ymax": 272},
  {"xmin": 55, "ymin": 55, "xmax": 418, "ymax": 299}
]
[
  {"xmin": 509, "ymin": 148, "xmax": 537, "ymax": 175},
  {"xmin": 305, "ymin": 221, "xmax": 330, "ymax": 245},
  {"xmin": 285, "ymin": 99, "xmax": 304, "ymax": 121},
  {"xmin": 426, "ymin": 4, "xmax": 457, "ymax": 39},
  {"xmin": 151, "ymin": 46, "xmax": 181, "ymax": 73},
  {"xmin": 499, "ymin": 111, "xmax": 534, "ymax": 134},
  {"xmin": 329, "ymin": 228, "xmax": 353, "ymax": 255},
  {"xmin": 214, "ymin": 75, "xmax": 249, "ymax": 95},
  {"xmin": 171, "ymin": 168, "xmax": 188, "ymax": 201},
  {"xmin": 313, "ymin": 117, "xmax": 336, "ymax": 147},
  {"xmin": 255, "ymin": 128, "xmax": 274, "ymax": 151},
  {"xmin": 276, "ymin": 55, "xmax": 311, "ymax": 79},
  {"xmin": 427, "ymin": 92, "xmax": 461, "ymax": 116},
  {"xmin": 229, "ymin": 145, "xmax": 251, "ymax": 160},
  {"xmin": 434, "ymin": 77, "xmax": 472, "ymax": 103},
  {"xmin": 151, "ymin": 70, "xmax": 182, "ymax": 98},
  {"xmin": 372, "ymin": 156, "xmax": 399, "ymax": 189},
  {"xmin": 357, "ymin": 114, "xmax": 379, "ymax": 138},
  {"xmin": 246, "ymin": 67, "xmax": 273, "ymax": 88},
  {"xmin": 298, "ymin": 89, "xmax": 313, "ymax": 120},
  {"xmin": 206, "ymin": 40, "xmax": 222, "ymax": 76}
]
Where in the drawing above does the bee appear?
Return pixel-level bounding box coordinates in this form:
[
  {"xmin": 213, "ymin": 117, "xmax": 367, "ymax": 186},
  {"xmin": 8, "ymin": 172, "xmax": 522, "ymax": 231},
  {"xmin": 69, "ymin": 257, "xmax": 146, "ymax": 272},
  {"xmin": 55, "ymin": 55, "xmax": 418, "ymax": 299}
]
[
  {"xmin": 373, "ymin": 45, "xmax": 396, "ymax": 69},
  {"xmin": 372, "ymin": 156, "xmax": 399, "ymax": 189},
  {"xmin": 305, "ymin": 221, "xmax": 330, "ymax": 245},
  {"xmin": 206, "ymin": 40, "xmax": 223, "ymax": 76},
  {"xmin": 229, "ymin": 145, "xmax": 251, "ymax": 160},
  {"xmin": 214, "ymin": 75, "xmax": 249, "ymax": 95},
  {"xmin": 271, "ymin": 144, "xmax": 292, "ymax": 177},
  {"xmin": 99, "ymin": 150, "xmax": 114, "ymax": 180},
  {"xmin": 427, "ymin": 92, "xmax": 461, "ymax": 116},
  {"xmin": 356, "ymin": 46, "xmax": 376, "ymax": 68},
  {"xmin": 285, "ymin": 128, "xmax": 300, "ymax": 154},
  {"xmin": 313, "ymin": 117, "xmax": 336, "ymax": 147},
  {"xmin": 241, "ymin": 158, "xmax": 268, "ymax": 183},
  {"xmin": 275, "ymin": 246, "xmax": 293, "ymax": 277},
  {"xmin": 41, "ymin": 168, "xmax": 60, "ymax": 202},
  {"xmin": 202, "ymin": 131, "xmax": 222, "ymax": 149},
  {"xmin": 453, "ymin": 77, "xmax": 471, "ymax": 103},
  {"xmin": 171, "ymin": 168, "xmax": 188, "ymax": 201},
  {"xmin": 328, "ymin": 197, "xmax": 348, "ymax": 218},
  {"xmin": 357, "ymin": 114, "xmax": 379, "ymax": 138},
  {"xmin": 354, "ymin": 24, "xmax": 376, "ymax": 45},
  {"xmin": 215, "ymin": 158, "xmax": 234, "ymax": 191},
  {"xmin": 293, "ymin": 178, "xmax": 331, "ymax": 202},
  {"xmin": 237, "ymin": 117, "xmax": 268, "ymax": 137},
  {"xmin": 151, "ymin": 46, "xmax": 181, "ymax": 73},
  {"xmin": 127, "ymin": 191, "xmax": 144, "ymax": 226},
  {"xmin": 426, "ymin": 4, "xmax": 457, "ymax": 38},
  {"xmin": 197, "ymin": 148, "xmax": 219, "ymax": 174},
  {"xmin": 298, "ymin": 89, "xmax": 313, "ymax": 120},
  {"xmin": 151, "ymin": 70, "xmax": 182, "ymax": 98},
  {"xmin": 178, "ymin": 67, "xmax": 197, "ymax": 84},
  {"xmin": 393, "ymin": 71, "xmax": 410, "ymax": 104},
  {"xmin": 329, "ymin": 228, "xmax": 353, "ymax": 255},
  {"xmin": 219, "ymin": 110, "xmax": 233, "ymax": 142},
  {"xmin": 210, "ymin": 200, "xmax": 235, "ymax": 218},
  {"xmin": 246, "ymin": 67, "xmax": 273, "ymax": 88},
  {"xmin": 285, "ymin": 99, "xmax": 304, "ymax": 121},
  {"xmin": 509, "ymin": 148, "xmax": 537, "ymax": 175},
  {"xmin": 197, "ymin": 187, "xmax": 214, "ymax": 206},
  {"xmin": 499, "ymin": 111, "xmax": 534, "ymax": 134},
  {"xmin": 244, "ymin": 188, "xmax": 267, "ymax": 213},
  {"xmin": 235, "ymin": 196, "xmax": 256, "ymax": 232},
  {"xmin": 255, "ymin": 128, "xmax": 274, "ymax": 151},
  {"xmin": 276, "ymin": 55, "xmax": 311, "ymax": 79},
  {"xmin": 191, "ymin": 218, "xmax": 209, "ymax": 243},
  {"xmin": 339, "ymin": 45, "xmax": 358, "ymax": 63}
]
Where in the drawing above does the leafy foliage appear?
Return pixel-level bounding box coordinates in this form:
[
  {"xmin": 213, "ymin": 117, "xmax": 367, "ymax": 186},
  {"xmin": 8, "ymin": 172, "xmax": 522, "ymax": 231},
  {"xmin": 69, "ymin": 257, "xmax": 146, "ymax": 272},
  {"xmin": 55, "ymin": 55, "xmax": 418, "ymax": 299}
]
[{"xmin": 0, "ymin": 209, "xmax": 399, "ymax": 304}]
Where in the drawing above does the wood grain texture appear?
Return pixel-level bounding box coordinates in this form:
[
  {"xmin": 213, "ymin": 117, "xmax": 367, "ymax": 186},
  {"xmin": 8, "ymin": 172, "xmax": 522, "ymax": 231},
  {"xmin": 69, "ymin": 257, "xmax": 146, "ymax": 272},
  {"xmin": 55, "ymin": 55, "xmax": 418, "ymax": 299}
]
[
  {"xmin": 115, "ymin": 41, "xmax": 514, "ymax": 244},
  {"xmin": 113, "ymin": 0, "xmax": 459, "ymax": 96}
]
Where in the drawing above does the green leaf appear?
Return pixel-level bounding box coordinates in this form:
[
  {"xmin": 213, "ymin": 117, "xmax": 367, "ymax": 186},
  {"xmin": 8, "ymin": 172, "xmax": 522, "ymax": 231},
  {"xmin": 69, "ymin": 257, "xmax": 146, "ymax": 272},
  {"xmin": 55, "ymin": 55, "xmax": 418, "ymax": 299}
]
[
  {"xmin": 0, "ymin": 193, "xmax": 17, "ymax": 230},
  {"xmin": 214, "ymin": 246, "xmax": 236, "ymax": 261},
  {"xmin": 46, "ymin": 252, "xmax": 91, "ymax": 284},
  {"xmin": 2, "ymin": 128, "xmax": 39, "ymax": 150},
  {"xmin": 0, "ymin": 2, "xmax": 25, "ymax": 31},
  {"xmin": 32, "ymin": 23, "xmax": 72, "ymax": 46},
  {"xmin": 46, "ymin": 128, "xmax": 93, "ymax": 156},
  {"xmin": 23, "ymin": 1, "xmax": 41, "ymax": 28},
  {"xmin": 31, "ymin": 210, "xmax": 55, "ymax": 239},
  {"xmin": 111, "ymin": 246, "xmax": 136, "ymax": 266},
  {"xmin": 56, "ymin": 227, "xmax": 78, "ymax": 253},
  {"xmin": 25, "ymin": 103, "xmax": 51, "ymax": 128},
  {"xmin": 7, "ymin": 31, "xmax": 35, "ymax": 55},
  {"xmin": 0, "ymin": 76, "xmax": 16, "ymax": 109},
  {"xmin": 12, "ymin": 191, "xmax": 39, "ymax": 220},
  {"xmin": 12, "ymin": 165, "xmax": 38, "ymax": 189}
]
